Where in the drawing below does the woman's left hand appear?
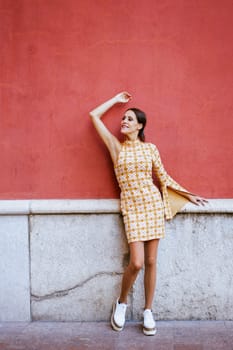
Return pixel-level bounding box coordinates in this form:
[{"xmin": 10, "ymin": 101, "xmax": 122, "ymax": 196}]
[{"xmin": 187, "ymin": 194, "xmax": 208, "ymax": 206}]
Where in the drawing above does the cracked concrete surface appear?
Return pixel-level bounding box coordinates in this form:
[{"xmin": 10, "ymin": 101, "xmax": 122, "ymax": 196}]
[
  {"xmin": 29, "ymin": 212, "xmax": 233, "ymax": 321},
  {"xmin": 31, "ymin": 271, "xmax": 123, "ymax": 301},
  {"xmin": 30, "ymin": 214, "xmax": 128, "ymax": 321},
  {"xmin": 0, "ymin": 202, "xmax": 232, "ymax": 321}
]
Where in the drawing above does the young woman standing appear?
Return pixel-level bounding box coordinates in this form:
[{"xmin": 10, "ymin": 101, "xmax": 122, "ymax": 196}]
[{"xmin": 89, "ymin": 92, "xmax": 207, "ymax": 335}]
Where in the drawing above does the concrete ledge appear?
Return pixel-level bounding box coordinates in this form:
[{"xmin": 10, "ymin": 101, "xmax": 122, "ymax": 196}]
[
  {"xmin": 182, "ymin": 199, "xmax": 233, "ymax": 214},
  {"xmin": 0, "ymin": 199, "xmax": 232, "ymax": 321},
  {"xmin": 0, "ymin": 198, "xmax": 232, "ymax": 215},
  {"xmin": 30, "ymin": 199, "xmax": 121, "ymax": 214},
  {"xmin": 0, "ymin": 200, "xmax": 30, "ymax": 215}
]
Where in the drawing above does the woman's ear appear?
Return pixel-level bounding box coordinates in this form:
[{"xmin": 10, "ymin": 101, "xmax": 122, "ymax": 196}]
[{"xmin": 138, "ymin": 123, "xmax": 143, "ymax": 130}]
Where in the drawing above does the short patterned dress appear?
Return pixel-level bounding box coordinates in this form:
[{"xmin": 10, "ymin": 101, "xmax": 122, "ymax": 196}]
[{"xmin": 114, "ymin": 139, "xmax": 192, "ymax": 243}]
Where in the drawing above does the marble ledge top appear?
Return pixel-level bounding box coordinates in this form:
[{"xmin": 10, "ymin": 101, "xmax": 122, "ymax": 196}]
[{"xmin": 0, "ymin": 199, "xmax": 232, "ymax": 215}]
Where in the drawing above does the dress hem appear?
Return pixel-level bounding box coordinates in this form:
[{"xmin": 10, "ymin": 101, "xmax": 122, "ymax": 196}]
[{"xmin": 127, "ymin": 235, "xmax": 164, "ymax": 244}]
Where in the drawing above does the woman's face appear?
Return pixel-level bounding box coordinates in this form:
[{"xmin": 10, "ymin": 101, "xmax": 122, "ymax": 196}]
[{"xmin": 120, "ymin": 110, "xmax": 142, "ymax": 137}]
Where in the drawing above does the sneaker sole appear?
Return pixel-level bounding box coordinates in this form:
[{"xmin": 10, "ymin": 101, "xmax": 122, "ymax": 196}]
[
  {"xmin": 110, "ymin": 303, "xmax": 124, "ymax": 332},
  {"xmin": 143, "ymin": 327, "xmax": 157, "ymax": 336}
]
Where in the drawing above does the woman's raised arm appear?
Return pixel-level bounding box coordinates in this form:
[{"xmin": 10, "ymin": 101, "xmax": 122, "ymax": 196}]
[{"xmin": 89, "ymin": 92, "xmax": 131, "ymax": 164}]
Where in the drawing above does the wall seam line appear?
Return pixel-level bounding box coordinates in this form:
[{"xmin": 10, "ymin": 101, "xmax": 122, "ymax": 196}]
[{"xmin": 28, "ymin": 214, "xmax": 32, "ymax": 322}]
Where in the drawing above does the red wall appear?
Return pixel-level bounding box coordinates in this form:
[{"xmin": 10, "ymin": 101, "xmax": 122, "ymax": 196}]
[{"xmin": 0, "ymin": 0, "xmax": 232, "ymax": 199}]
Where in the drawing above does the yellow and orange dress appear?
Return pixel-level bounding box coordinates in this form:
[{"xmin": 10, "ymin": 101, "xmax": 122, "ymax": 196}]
[{"xmin": 114, "ymin": 139, "xmax": 193, "ymax": 243}]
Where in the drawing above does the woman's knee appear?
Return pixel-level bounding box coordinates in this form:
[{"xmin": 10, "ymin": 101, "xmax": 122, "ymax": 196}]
[
  {"xmin": 129, "ymin": 259, "xmax": 144, "ymax": 272},
  {"xmin": 144, "ymin": 256, "xmax": 156, "ymax": 268}
]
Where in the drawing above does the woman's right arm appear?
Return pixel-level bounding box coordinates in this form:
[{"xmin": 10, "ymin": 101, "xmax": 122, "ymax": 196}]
[{"xmin": 89, "ymin": 92, "xmax": 131, "ymax": 164}]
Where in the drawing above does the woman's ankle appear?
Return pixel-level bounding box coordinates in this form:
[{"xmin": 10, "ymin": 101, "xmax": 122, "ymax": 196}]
[{"xmin": 118, "ymin": 297, "xmax": 127, "ymax": 304}]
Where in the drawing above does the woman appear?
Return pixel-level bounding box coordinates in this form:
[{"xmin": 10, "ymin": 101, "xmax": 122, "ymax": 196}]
[{"xmin": 89, "ymin": 92, "xmax": 207, "ymax": 336}]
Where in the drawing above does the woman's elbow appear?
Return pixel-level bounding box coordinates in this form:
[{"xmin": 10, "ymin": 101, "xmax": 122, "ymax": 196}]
[{"xmin": 89, "ymin": 110, "xmax": 100, "ymax": 119}]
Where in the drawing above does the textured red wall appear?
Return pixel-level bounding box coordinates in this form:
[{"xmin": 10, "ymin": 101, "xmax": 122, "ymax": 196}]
[{"xmin": 0, "ymin": 0, "xmax": 232, "ymax": 199}]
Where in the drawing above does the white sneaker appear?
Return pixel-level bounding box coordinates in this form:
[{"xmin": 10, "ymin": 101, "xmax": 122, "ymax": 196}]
[
  {"xmin": 143, "ymin": 309, "xmax": 157, "ymax": 336},
  {"xmin": 111, "ymin": 298, "xmax": 127, "ymax": 331}
]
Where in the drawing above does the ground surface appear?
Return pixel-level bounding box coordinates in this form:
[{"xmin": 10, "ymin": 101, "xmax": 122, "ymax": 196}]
[{"xmin": 0, "ymin": 321, "xmax": 232, "ymax": 350}]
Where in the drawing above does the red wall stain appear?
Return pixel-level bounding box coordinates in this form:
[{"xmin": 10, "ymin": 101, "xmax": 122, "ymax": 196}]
[{"xmin": 0, "ymin": 0, "xmax": 232, "ymax": 199}]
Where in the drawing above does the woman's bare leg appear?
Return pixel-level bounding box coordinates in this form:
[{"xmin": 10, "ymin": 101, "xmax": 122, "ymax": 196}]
[
  {"xmin": 144, "ymin": 239, "xmax": 160, "ymax": 309},
  {"xmin": 119, "ymin": 241, "xmax": 144, "ymax": 303}
]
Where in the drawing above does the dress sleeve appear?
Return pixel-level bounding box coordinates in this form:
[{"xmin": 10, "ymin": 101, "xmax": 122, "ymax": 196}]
[{"xmin": 150, "ymin": 144, "xmax": 195, "ymax": 220}]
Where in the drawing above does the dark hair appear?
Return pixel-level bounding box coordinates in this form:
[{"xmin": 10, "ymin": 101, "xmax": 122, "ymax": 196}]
[{"xmin": 127, "ymin": 108, "xmax": 147, "ymax": 142}]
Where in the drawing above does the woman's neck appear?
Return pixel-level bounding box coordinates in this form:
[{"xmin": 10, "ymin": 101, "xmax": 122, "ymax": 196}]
[{"xmin": 125, "ymin": 134, "xmax": 139, "ymax": 142}]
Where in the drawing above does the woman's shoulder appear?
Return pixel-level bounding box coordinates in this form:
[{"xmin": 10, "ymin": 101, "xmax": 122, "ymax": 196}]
[
  {"xmin": 143, "ymin": 141, "xmax": 158, "ymax": 151},
  {"xmin": 142, "ymin": 142, "xmax": 160, "ymax": 158}
]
